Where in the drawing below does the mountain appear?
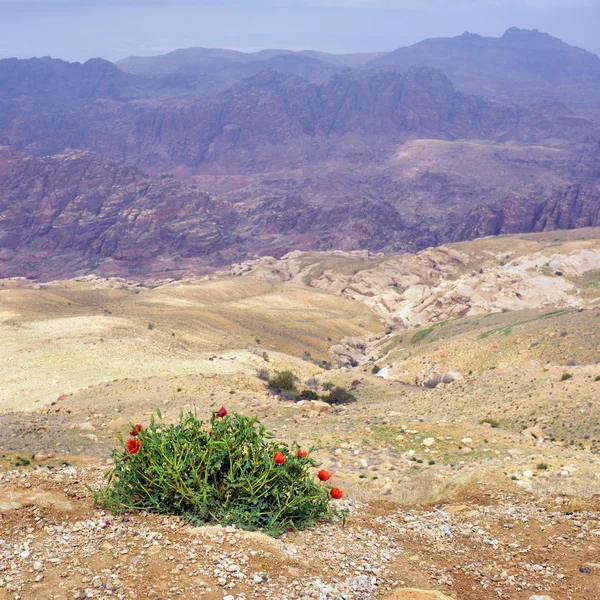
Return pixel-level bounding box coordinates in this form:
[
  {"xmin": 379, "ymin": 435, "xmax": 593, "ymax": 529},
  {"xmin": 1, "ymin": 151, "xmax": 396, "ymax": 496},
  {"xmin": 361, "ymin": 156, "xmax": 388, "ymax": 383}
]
[
  {"xmin": 1, "ymin": 65, "xmax": 593, "ymax": 172},
  {"xmin": 116, "ymin": 47, "xmax": 385, "ymax": 87},
  {"xmin": 372, "ymin": 27, "xmax": 600, "ymax": 111},
  {"xmin": 0, "ymin": 145, "xmax": 235, "ymax": 278},
  {"xmin": 0, "ymin": 42, "xmax": 600, "ymax": 279}
]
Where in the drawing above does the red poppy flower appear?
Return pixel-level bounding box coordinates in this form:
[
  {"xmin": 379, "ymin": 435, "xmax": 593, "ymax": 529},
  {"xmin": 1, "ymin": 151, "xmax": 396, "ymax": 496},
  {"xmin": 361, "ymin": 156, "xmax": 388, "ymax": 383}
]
[
  {"xmin": 286, "ymin": 526, "xmax": 293, "ymax": 532},
  {"xmin": 274, "ymin": 451, "xmax": 286, "ymax": 464},
  {"xmin": 297, "ymin": 449, "xmax": 308, "ymax": 459},
  {"xmin": 127, "ymin": 438, "xmax": 141, "ymax": 454},
  {"xmin": 317, "ymin": 469, "xmax": 331, "ymax": 482},
  {"xmin": 216, "ymin": 407, "xmax": 228, "ymax": 418},
  {"xmin": 130, "ymin": 424, "xmax": 143, "ymax": 436},
  {"xmin": 330, "ymin": 488, "xmax": 343, "ymax": 500}
]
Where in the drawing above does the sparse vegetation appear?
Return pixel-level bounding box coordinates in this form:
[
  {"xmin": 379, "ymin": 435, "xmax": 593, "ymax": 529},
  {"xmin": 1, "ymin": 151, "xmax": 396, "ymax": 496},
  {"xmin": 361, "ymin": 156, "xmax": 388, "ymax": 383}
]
[
  {"xmin": 324, "ymin": 386, "xmax": 356, "ymax": 405},
  {"xmin": 305, "ymin": 376, "xmax": 320, "ymax": 390},
  {"xmin": 297, "ymin": 389, "xmax": 320, "ymax": 401},
  {"xmin": 561, "ymin": 372, "xmax": 573, "ymax": 381},
  {"xmin": 94, "ymin": 410, "xmax": 340, "ymax": 536},
  {"xmin": 267, "ymin": 370, "xmax": 298, "ymax": 394},
  {"xmin": 256, "ymin": 367, "xmax": 270, "ymax": 381}
]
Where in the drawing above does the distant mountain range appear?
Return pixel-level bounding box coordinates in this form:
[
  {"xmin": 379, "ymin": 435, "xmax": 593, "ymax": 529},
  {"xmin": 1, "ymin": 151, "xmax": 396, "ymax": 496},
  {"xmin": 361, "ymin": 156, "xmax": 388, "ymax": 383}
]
[
  {"xmin": 0, "ymin": 28, "xmax": 599, "ymax": 279},
  {"xmin": 117, "ymin": 28, "xmax": 600, "ymax": 110}
]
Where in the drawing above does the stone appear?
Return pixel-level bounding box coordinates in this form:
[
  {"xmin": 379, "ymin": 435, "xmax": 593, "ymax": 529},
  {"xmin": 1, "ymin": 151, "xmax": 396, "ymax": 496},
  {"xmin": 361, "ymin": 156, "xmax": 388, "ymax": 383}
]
[
  {"xmin": 301, "ymin": 400, "xmax": 330, "ymax": 414},
  {"xmin": 422, "ymin": 438, "xmax": 435, "ymax": 447},
  {"xmin": 0, "ymin": 489, "xmax": 75, "ymax": 512}
]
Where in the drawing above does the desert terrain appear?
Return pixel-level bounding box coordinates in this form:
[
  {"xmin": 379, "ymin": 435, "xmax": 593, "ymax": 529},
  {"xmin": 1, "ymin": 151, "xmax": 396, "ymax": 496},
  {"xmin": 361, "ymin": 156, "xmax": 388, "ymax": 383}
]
[{"xmin": 1, "ymin": 230, "xmax": 600, "ymax": 600}]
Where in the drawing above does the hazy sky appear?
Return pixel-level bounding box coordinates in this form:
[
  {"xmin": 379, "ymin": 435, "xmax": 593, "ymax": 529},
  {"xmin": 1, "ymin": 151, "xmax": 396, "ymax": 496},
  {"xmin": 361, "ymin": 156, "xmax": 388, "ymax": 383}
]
[{"xmin": 0, "ymin": 0, "xmax": 598, "ymax": 62}]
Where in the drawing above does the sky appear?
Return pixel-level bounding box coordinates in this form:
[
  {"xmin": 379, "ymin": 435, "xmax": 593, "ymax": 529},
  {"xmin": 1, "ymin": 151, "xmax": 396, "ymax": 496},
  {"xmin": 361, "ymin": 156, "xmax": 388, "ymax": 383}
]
[{"xmin": 0, "ymin": 0, "xmax": 598, "ymax": 62}]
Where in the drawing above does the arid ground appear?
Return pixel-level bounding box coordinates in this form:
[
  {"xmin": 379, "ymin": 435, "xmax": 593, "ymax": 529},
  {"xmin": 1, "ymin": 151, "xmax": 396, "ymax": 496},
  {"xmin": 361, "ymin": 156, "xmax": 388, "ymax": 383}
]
[{"xmin": 1, "ymin": 230, "xmax": 600, "ymax": 600}]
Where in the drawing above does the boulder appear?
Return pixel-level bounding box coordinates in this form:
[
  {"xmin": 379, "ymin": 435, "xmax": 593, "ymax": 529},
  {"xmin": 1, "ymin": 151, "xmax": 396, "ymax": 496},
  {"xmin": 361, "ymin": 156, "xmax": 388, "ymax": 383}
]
[
  {"xmin": 0, "ymin": 489, "xmax": 75, "ymax": 513},
  {"xmin": 301, "ymin": 400, "xmax": 330, "ymax": 414}
]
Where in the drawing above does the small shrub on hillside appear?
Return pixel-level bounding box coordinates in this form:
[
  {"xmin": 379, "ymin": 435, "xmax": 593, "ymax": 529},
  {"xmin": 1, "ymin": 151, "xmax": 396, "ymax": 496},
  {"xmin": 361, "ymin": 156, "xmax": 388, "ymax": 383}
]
[
  {"xmin": 305, "ymin": 376, "xmax": 320, "ymax": 391},
  {"xmin": 297, "ymin": 389, "xmax": 320, "ymax": 401},
  {"xmin": 595, "ymin": 375, "xmax": 600, "ymax": 382},
  {"xmin": 322, "ymin": 381, "xmax": 335, "ymax": 392},
  {"xmin": 93, "ymin": 409, "xmax": 344, "ymax": 536},
  {"xmin": 256, "ymin": 368, "xmax": 270, "ymax": 381},
  {"xmin": 324, "ymin": 386, "xmax": 356, "ymax": 405},
  {"xmin": 536, "ymin": 462, "xmax": 549, "ymax": 470},
  {"xmin": 268, "ymin": 371, "xmax": 298, "ymax": 394},
  {"xmin": 371, "ymin": 365, "xmax": 381, "ymax": 374},
  {"xmin": 561, "ymin": 372, "xmax": 573, "ymax": 381},
  {"xmin": 313, "ymin": 359, "xmax": 333, "ymax": 370}
]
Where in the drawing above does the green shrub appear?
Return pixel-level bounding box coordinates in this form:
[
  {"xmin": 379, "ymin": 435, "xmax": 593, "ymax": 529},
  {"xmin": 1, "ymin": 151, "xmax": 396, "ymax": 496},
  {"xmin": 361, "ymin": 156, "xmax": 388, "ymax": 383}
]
[
  {"xmin": 322, "ymin": 381, "xmax": 335, "ymax": 391},
  {"xmin": 267, "ymin": 371, "xmax": 298, "ymax": 394},
  {"xmin": 297, "ymin": 389, "xmax": 320, "ymax": 401},
  {"xmin": 371, "ymin": 365, "xmax": 380, "ymax": 374},
  {"xmin": 536, "ymin": 462, "xmax": 549, "ymax": 470},
  {"xmin": 94, "ymin": 410, "xmax": 339, "ymax": 536},
  {"xmin": 324, "ymin": 386, "xmax": 356, "ymax": 405},
  {"xmin": 595, "ymin": 375, "xmax": 600, "ymax": 382},
  {"xmin": 561, "ymin": 372, "xmax": 573, "ymax": 381}
]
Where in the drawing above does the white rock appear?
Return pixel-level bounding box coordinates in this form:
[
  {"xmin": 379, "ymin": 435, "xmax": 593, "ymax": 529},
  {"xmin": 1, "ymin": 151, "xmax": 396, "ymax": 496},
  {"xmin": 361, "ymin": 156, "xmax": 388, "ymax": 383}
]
[{"xmin": 422, "ymin": 438, "xmax": 435, "ymax": 447}]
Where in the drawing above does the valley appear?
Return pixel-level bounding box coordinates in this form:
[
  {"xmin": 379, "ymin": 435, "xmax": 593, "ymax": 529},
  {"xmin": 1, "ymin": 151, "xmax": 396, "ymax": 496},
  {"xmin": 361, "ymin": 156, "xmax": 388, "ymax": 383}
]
[
  {"xmin": 1, "ymin": 231, "xmax": 600, "ymax": 599},
  {"xmin": 1, "ymin": 21, "xmax": 600, "ymax": 600}
]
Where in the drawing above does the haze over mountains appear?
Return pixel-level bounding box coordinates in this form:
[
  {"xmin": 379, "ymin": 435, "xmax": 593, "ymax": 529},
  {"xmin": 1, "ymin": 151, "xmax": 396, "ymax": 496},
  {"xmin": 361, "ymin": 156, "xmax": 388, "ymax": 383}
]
[{"xmin": 0, "ymin": 28, "xmax": 599, "ymax": 279}]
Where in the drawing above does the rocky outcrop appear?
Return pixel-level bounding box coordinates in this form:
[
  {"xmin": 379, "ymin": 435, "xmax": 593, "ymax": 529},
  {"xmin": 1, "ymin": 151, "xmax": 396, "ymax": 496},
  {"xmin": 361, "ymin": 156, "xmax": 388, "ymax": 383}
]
[
  {"xmin": 455, "ymin": 184, "xmax": 600, "ymax": 239},
  {"xmin": 223, "ymin": 240, "xmax": 600, "ymax": 329}
]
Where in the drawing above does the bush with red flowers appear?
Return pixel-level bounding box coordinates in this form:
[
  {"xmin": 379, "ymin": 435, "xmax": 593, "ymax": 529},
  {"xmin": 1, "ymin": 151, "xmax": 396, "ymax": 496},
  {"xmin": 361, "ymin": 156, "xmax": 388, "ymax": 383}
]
[{"xmin": 94, "ymin": 408, "xmax": 344, "ymax": 535}]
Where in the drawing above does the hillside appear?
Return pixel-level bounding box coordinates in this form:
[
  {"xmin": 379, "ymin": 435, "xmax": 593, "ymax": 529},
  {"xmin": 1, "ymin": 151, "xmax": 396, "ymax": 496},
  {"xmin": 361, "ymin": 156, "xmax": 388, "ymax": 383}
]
[{"xmin": 1, "ymin": 232, "xmax": 600, "ymax": 599}]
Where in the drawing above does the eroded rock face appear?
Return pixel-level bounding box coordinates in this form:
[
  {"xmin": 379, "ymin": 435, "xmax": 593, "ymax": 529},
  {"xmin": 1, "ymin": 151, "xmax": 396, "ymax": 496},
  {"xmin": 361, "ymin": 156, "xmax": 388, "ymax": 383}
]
[
  {"xmin": 223, "ymin": 240, "xmax": 600, "ymax": 330},
  {"xmin": 0, "ymin": 147, "xmax": 234, "ymax": 279}
]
